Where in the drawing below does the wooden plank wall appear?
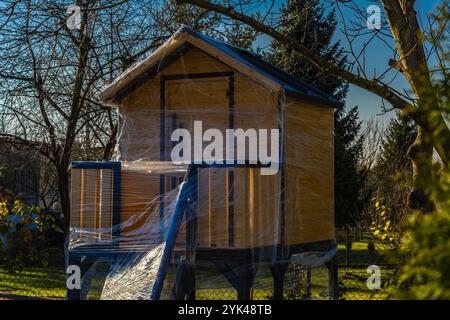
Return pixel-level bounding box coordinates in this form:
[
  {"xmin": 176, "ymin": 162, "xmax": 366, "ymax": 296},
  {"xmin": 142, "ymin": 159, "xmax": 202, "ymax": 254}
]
[
  {"xmin": 284, "ymin": 99, "xmax": 334, "ymax": 245},
  {"xmin": 165, "ymin": 76, "xmax": 232, "ymax": 248},
  {"xmin": 100, "ymin": 170, "xmax": 113, "ymax": 241},
  {"xmin": 120, "ymin": 170, "xmax": 160, "ymax": 236},
  {"xmin": 70, "ymin": 169, "xmax": 82, "ymax": 231},
  {"xmin": 70, "ymin": 168, "xmax": 114, "ymax": 243},
  {"xmin": 114, "ymin": 46, "xmax": 334, "ymax": 249}
]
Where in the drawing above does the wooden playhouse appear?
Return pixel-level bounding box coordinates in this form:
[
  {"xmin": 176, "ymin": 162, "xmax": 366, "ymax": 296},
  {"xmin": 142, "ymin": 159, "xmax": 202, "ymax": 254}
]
[{"xmin": 68, "ymin": 26, "xmax": 337, "ymax": 300}]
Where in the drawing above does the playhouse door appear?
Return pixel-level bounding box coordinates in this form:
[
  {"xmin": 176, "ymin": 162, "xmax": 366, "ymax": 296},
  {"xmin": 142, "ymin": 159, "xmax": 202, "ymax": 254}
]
[{"xmin": 163, "ymin": 76, "xmax": 239, "ymax": 248}]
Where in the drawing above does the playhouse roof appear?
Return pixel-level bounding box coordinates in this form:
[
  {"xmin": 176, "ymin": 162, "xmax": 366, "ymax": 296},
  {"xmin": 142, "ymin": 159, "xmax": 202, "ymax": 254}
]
[{"xmin": 99, "ymin": 25, "xmax": 339, "ymax": 107}]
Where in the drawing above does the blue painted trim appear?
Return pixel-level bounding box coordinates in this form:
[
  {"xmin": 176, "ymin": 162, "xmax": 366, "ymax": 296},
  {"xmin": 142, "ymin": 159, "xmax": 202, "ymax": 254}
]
[
  {"xmin": 159, "ymin": 174, "xmax": 165, "ymax": 241},
  {"xmin": 112, "ymin": 164, "xmax": 121, "ymax": 246},
  {"xmin": 227, "ymin": 73, "xmax": 235, "ymax": 248},
  {"xmin": 278, "ymin": 94, "xmax": 285, "ymax": 260},
  {"xmin": 150, "ymin": 167, "xmax": 196, "ymax": 300},
  {"xmin": 160, "ymin": 77, "xmax": 166, "ymax": 242},
  {"xmin": 71, "ymin": 161, "xmax": 120, "ymax": 170}
]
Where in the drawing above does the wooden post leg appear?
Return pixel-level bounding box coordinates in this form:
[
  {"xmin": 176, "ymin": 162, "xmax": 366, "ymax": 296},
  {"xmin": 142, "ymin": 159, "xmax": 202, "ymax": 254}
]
[
  {"xmin": 172, "ymin": 257, "xmax": 188, "ymax": 300},
  {"xmin": 270, "ymin": 262, "xmax": 289, "ymax": 300},
  {"xmin": 326, "ymin": 257, "xmax": 339, "ymax": 300},
  {"xmin": 213, "ymin": 256, "xmax": 256, "ymax": 301},
  {"xmin": 185, "ymin": 166, "xmax": 198, "ymax": 300},
  {"xmin": 237, "ymin": 264, "xmax": 253, "ymax": 300},
  {"xmin": 80, "ymin": 261, "xmax": 95, "ymax": 300},
  {"xmin": 305, "ymin": 267, "xmax": 312, "ymax": 299},
  {"xmin": 186, "ymin": 262, "xmax": 196, "ymax": 300}
]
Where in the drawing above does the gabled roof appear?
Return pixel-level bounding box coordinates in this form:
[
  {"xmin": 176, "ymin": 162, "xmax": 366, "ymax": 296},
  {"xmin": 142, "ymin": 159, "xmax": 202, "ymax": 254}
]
[{"xmin": 99, "ymin": 25, "xmax": 339, "ymax": 107}]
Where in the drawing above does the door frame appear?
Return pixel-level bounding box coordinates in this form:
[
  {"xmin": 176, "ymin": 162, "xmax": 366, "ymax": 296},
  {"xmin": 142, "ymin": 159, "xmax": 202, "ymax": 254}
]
[{"xmin": 159, "ymin": 71, "xmax": 236, "ymax": 247}]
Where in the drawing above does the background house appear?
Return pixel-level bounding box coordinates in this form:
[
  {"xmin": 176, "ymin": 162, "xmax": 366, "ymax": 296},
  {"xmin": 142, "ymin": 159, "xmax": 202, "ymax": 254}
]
[{"xmin": 0, "ymin": 138, "xmax": 41, "ymax": 206}]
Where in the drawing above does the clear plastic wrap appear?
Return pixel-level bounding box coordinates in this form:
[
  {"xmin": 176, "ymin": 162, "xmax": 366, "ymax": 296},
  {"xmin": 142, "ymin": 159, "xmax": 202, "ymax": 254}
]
[{"xmin": 67, "ymin": 26, "xmax": 336, "ymax": 300}]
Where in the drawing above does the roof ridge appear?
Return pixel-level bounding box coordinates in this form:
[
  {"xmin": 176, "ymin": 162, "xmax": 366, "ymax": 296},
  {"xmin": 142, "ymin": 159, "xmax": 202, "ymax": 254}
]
[
  {"xmin": 182, "ymin": 26, "xmax": 338, "ymax": 103},
  {"xmin": 99, "ymin": 25, "xmax": 338, "ymax": 106}
]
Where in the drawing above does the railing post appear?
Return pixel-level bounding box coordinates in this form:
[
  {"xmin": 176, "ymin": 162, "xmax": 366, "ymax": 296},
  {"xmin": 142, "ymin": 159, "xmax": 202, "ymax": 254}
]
[{"xmin": 327, "ymin": 257, "xmax": 339, "ymax": 300}]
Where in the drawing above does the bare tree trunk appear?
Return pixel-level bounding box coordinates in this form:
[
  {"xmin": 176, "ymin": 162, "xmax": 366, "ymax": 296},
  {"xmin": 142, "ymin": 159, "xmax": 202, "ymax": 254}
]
[
  {"xmin": 57, "ymin": 163, "xmax": 71, "ymax": 234},
  {"xmin": 102, "ymin": 122, "xmax": 118, "ymax": 160},
  {"xmin": 382, "ymin": 0, "xmax": 437, "ymax": 212},
  {"xmin": 407, "ymin": 127, "xmax": 435, "ymax": 212}
]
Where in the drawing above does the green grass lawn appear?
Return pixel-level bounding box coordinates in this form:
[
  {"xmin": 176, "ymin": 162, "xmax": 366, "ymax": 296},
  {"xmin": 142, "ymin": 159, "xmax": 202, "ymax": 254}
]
[
  {"xmin": 339, "ymin": 266, "xmax": 396, "ymax": 300},
  {"xmin": 337, "ymin": 241, "xmax": 392, "ymax": 265},
  {"xmin": 0, "ymin": 267, "xmax": 66, "ymax": 299},
  {"xmin": 0, "ymin": 241, "xmax": 397, "ymax": 300},
  {"xmin": 336, "ymin": 239, "xmax": 397, "ymax": 300}
]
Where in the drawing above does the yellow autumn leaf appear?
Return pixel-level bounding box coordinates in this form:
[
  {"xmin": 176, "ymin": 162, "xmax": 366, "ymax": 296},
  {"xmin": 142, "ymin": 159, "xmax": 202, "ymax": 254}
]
[
  {"xmin": 14, "ymin": 199, "xmax": 26, "ymax": 215},
  {"xmin": 0, "ymin": 200, "xmax": 9, "ymax": 218}
]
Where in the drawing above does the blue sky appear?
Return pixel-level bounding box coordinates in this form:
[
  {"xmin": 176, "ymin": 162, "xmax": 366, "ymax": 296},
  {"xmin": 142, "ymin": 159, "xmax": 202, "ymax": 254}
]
[
  {"xmin": 335, "ymin": 0, "xmax": 442, "ymax": 122},
  {"xmin": 255, "ymin": 0, "xmax": 443, "ymax": 123}
]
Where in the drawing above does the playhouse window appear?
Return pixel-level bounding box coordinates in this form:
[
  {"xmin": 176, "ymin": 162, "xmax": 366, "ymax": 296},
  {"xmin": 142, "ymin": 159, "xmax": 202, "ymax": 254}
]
[{"xmin": 70, "ymin": 168, "xmax": 114, "ymax": 243}]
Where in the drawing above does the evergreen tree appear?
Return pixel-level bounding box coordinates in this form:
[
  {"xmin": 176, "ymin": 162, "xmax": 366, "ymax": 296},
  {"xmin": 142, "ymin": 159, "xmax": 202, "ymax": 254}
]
[
  {"xmin": 268, "ymin": 0, "xmax": 363, "ymax": 230},
  {"xmin": 334, "ymin": 106, "xmax": 363, "ymax": 227},
  {"xmin": 223, "ymin": 19, "xmax": 257, "ymax": 49},
  {"xmin": 377, "ymin": 117, "xmax": 417, "ymax": 174},
  {"xmin": 370, "ymin": 116, "xmax": 417, "ymax": 228},
  {"xmin": 269, "ymin": 0, "xmax": 349, "ymax": 101}
]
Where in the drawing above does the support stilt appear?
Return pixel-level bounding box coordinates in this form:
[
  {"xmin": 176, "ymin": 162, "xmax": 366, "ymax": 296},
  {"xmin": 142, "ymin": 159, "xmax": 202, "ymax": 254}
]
[
  {"xmin": 326, "ymin": 257, "xmax": 339, "ymax": 300},
  {"xmin": 269, "ymin": 262, "xmax": 289, "ymax": 300}
]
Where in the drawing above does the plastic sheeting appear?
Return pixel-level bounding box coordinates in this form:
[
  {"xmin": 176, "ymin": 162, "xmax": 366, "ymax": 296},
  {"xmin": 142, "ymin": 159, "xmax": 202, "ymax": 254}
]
[
  {"xmin": 68, "ymin": 160, "xmax": 335, "ymax": 300},
  {"xmin": 68, "ymin": 27, "xmax": 336, "ymax": 300}
]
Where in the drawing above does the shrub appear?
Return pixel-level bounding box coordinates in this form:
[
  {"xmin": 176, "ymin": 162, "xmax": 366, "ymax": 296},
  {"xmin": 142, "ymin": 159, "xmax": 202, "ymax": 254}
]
[
  {"xmin": 392, "ymin": 173, "xmax": 450, "ymax": 299},
  {"xmin": 0, "ymin": 190, "xmax": 49, "ymax": 272}
]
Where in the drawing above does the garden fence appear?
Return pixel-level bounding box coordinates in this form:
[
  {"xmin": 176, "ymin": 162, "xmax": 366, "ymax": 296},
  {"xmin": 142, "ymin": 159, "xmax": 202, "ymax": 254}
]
[{"xmin": 0, "ymin": 263, "xmax": 396, "ymax": 300}]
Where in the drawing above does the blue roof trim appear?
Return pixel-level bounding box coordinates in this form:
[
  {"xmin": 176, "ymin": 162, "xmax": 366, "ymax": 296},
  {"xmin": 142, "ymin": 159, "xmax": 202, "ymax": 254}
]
[{"xmin": 180, "ymin": 26, "xmax": 339, "ymax": 105}]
